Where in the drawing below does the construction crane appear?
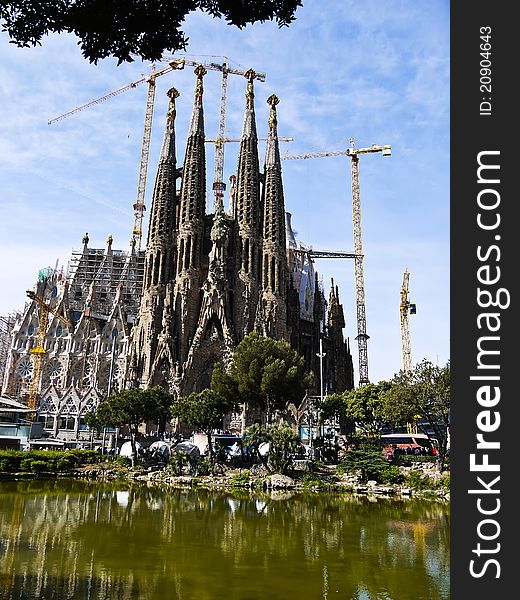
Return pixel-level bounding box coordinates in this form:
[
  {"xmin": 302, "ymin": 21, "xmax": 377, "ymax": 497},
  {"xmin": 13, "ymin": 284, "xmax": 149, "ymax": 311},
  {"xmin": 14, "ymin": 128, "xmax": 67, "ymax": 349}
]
[
  {"xmin": 48, "ymin": 57, "xmax": 266, "ymax": 248},
  {"xmin": 282, "ymin": 138, "xmax": 391, "ymax": 386},
  {"xmin": 26, "ymin": 288, "xmax": 73, "ymax": 419},
  {"xmin": 400, "ymin": 268, "xmax": 416, "ymax": 373},
  {"xmin": 293, "ymin": 249, "xmax": 357, "ymax": 259},
  {"xmin": 400, "ymin": 269, "xmax": 418, "ymax": 433}
]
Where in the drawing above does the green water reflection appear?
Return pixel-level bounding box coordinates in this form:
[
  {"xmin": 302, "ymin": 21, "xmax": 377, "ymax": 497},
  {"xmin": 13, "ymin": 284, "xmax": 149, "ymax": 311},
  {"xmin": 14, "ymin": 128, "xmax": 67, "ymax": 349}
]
[{"xmin": 0, "ymin": 479, "xmax": 449, "ymax": 600}]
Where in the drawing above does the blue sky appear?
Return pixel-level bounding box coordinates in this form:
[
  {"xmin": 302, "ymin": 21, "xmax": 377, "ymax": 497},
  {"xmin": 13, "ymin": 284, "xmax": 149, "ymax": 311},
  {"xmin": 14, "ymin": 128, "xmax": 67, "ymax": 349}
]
[{"xmin": 0, "ymin": 0, "xmax": 449, "ymax": 385}]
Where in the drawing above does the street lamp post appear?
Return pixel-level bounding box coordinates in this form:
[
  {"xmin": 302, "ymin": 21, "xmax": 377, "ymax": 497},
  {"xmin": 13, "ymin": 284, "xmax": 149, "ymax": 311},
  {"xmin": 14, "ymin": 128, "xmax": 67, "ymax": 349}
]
[
  {"xmin": 316, "ymin": 336, "xmax": 326, "ymax": 439},
  {"xmin": 102, "ymin": 327, "xmax": 118, "ymax": 454}
]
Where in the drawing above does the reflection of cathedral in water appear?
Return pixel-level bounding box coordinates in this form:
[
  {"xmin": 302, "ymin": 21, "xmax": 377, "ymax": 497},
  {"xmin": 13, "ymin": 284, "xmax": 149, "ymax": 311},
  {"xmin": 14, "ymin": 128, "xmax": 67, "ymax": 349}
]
[{"xmin": 0, "ymin": 482, "xmax": 450, "ymax": 600}]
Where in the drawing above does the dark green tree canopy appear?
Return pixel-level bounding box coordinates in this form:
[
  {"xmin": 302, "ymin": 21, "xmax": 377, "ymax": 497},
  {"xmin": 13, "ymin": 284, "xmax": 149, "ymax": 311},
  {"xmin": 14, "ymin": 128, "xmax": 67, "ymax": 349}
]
[
  {"xmin": 171, "ymin": 387, "xmax": 236, "ymax": 459},
  {"xmin": 1, "ymin": 1, "xmax": 302, "ymax": 64},
  {"xmin": 228, "ymin": 332, "xmax": 313, "ymax": 420},
  {"xmin": 85, "ymin": 385, "xmax": 174, "ymax": 465},
  {"xmin": 380, "ymin": 360, "xmax": 451, "ymax": 469}
]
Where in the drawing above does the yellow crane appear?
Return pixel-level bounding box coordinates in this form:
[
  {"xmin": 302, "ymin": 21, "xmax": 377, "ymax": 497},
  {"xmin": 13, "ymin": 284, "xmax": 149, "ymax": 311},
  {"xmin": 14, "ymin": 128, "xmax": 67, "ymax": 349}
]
[
  {"xmin": 26, "ymin": 288, "xmax": 72, "ymax": 419},
  {"xmin": 399, "ymin": 268, "xmax": 418, "ymax": 433},
  {"xmin": 48, "ymin": 57, "xmax": 266, "ymax": 248},
  {"xmin": 400, "ymin": 268, "xmax": 416, "ymax": 373},
  {"xmin": 282, "ymin": 138, "xmax": 391, "ymax": 386}
]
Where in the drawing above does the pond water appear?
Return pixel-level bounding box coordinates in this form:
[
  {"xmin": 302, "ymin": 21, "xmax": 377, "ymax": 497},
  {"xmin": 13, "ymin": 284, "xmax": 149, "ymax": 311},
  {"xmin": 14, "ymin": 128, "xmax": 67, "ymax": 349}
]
[{"xmin": 0, "ymin": 479, "xmax": 449, "ymax": 600}]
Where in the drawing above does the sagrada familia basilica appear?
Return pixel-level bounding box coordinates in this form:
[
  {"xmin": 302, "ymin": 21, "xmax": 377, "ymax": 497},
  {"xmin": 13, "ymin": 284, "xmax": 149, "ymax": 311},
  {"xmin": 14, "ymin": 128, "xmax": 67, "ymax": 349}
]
[{"xmin": 1, "ymin": 66, "xmax": 354, "ymax": 439}]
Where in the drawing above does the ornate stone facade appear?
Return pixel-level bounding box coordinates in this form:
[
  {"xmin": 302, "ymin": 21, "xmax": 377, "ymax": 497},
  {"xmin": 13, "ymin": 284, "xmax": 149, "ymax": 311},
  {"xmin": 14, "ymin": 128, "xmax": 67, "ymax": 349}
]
[
  {"xmin": 2, "ymin": 67, "xmax": 354, "ymax": 440},
  {"xmin": 129, "ymin": 69, "xmax": 355, "ymax": 399},
  {"xmin": 1, "ymin": 240, "xmax": 145, "ymax": 437}
]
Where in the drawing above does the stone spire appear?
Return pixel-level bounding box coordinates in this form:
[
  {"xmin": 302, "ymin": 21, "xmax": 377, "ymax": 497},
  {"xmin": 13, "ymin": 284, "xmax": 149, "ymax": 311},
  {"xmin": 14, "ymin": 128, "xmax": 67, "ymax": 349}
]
[
  {"xmin": 326, "ymin": 277, "xmax": 352, "ymax": 393},
  {"xmin": 178, "ymin": 65, "xmax": 206, "ymax": 231},
  {"xmin": 263, "ymin": 95, "xmax": 286, "ymax": 249},
  {"xmin": 258, "ymin": 94, "xmax": 288, "ymax": 339},
  {"xmin": 233, "ymin": 69, "xmax": 262, "ymax": 338},
  {"xmin": 127, "ymin": 88, "xmax": 180, "ymax": 389},
  {"xmin": 144, "ymin": 87, "xmax": 180, "ymax": 287},
  {"xmin": 173, "ymin": 66, "xmax": 208, "ymax": 367}
]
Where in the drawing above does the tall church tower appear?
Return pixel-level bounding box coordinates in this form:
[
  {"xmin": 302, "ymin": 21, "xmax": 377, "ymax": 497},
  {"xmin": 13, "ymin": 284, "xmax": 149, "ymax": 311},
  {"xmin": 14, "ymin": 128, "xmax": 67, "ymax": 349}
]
[
  {"xmin": 173, "ymin": 66, "xmax": 207, "ymax": 366},
  {"xmin": 129, "ymin": 87, "xmax": 180, "ymax": 388},
  {"xmin": 258, "ymin": 95, "xmax": 288, "ymax": 339},
  {"xmin": 232, "ymin": 69, "xmax": 262, "ymax": 338}
]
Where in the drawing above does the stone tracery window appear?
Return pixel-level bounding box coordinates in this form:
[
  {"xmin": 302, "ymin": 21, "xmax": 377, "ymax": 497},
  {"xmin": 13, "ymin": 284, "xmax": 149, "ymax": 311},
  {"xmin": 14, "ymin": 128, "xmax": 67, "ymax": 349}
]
[{"xmin": 17, "ymin": 358, "xmax": 33, "ymax": 379}]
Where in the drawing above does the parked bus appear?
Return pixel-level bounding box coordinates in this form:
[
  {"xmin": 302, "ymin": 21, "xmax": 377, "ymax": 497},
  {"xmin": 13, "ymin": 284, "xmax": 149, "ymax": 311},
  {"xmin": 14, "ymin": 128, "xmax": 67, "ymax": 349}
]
[{"xmin": 381, "ymin": 433, "xmax": 436, "ymax": 457}]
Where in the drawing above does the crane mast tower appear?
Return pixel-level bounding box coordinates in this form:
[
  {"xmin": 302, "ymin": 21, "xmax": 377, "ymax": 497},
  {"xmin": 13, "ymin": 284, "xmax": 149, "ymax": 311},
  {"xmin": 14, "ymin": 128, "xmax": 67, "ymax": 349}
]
[
  {"xmin": 400, "ymin": 268, "xmax": 416, "ymax": 373},
  {"xmin": 282, "ymin": 138, "xmax": 391, "ymax": 386}
]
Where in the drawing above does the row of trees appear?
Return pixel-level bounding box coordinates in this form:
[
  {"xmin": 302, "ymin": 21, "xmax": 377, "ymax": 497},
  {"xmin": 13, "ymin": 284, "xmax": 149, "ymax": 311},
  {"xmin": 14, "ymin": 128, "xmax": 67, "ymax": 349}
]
[
  {"xmin": 320, "ymin": 359, "xmax": 451, "ymax": 468},
  {"xmin": 86, "ymin": 333, "xmax": 312, "ymax": 464},
  {"xmin": 86, "ymin": 332, "xmax": 450, "ymax": 469}
]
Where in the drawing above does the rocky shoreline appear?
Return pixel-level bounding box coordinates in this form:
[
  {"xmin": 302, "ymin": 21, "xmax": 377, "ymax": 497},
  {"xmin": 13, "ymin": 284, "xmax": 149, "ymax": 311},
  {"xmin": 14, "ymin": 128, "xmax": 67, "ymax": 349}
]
[{"xmin": 58, "ymin": 460, "xmax": 450, "ymax": 501}]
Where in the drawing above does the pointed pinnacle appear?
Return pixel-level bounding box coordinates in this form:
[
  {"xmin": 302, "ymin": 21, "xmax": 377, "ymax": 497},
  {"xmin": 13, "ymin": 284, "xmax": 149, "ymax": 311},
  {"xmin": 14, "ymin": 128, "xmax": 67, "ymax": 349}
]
[
  {"xmin": 267, "ymin": 95, "xmax": 279, "ymax": 132},
  {"xmin": 244, "ymin": 68, "xmax": 256, "ymax": 106}
]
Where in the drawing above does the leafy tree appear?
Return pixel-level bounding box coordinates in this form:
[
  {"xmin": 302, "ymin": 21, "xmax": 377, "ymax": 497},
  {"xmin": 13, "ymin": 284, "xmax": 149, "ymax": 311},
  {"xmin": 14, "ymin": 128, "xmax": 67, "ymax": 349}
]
[
  {"xmin": 318, "ymin": 393, "xmax": 347, "ymax": 425},
  {"xmin": 228, "ymin": 332, "xmax": 313, "ymax": 425},
  {"xmin": 380, "ymin": 360, "xmax": 451, "ymax": 470},
  {"xmin": 336, "ymin": 437, "xmax": 390, "ymax": 483},
  {"xmin": 85, "ymin": 385, "xmax": 173, "ymax": 466},
  {"xmin": 319, "ymin": 382, "xmax": 390, "ymax": 437},
  {"xmin": 171, "ymin": 388, "xmax": 235, "ymax": 462},
  {"xmin": 242, "ymin": 422, "xmax": 269, "ymax": 465},
  {"xmin": 267, "ymin": 420, "xmax": 300, "ymax": 474},
  {"xmin": 341, "ymin": 382, "xmax": 391, "ymax": 437},
  {"xmin": 0, "ymin": 1, "xmax": 303, "ymax": 64}
]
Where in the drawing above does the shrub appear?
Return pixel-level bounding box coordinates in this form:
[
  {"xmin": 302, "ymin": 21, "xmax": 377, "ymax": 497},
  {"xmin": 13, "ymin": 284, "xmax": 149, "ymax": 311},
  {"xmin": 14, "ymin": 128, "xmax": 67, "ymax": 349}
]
[
  {"xmin": 301, "ymin": 473, "xmax": 327, "ymax": 489},
  {"xmin": 113, "ymin": 455, "xmax": 132, "ymax": 467},
  {"xmin": 267, "ymin": 421, "xmax": 300, "ymax": 475},
  {"xmin": 28, "ymin": 460, "xmax": 48, "ymax": 474},
  {"xmin": 0, "ymin": 450, "xmax": 22, "ymax": 472},
  {"xmin": 336, "ymin": 438, "xmax": 389, "ymax": 482},
  {"xmin": 193, "ymin": 456, "xmax": 212, "ymax": 476},
  {"xmin": 378, "ymin": 465, "xmax": 404, "ymax": 484},
  {"xmin": 229, "ymin": 470, "xmax": 251, "ymax": 486},
  {"xmin": 406, "ymin": 470, "xmax": 440, "ymax": 490},
  {"xmin": 169, "ymin": 450, "xmax": 191, "ymax": 476}
]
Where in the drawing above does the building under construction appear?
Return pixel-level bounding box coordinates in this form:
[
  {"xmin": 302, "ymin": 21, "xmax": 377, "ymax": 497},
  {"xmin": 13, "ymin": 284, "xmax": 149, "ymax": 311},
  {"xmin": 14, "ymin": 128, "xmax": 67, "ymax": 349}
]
[{"xmin": 1, "ymin": 65, "xmax": 354, "ymax": 441}]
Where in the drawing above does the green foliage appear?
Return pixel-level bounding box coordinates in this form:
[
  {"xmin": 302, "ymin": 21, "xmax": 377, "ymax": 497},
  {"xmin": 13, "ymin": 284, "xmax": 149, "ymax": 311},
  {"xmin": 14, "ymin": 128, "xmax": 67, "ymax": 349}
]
[
  {"xmin": 172, "ymin": 389, "xmax": 234, "ymax": 434},
  {"xmin": 0, "ymin": 450, "xmax": 22, "ymax": 472},
  {"xmin": 172, "ymin": 388, "xmax": 235, "ymax": 461},
  {"xmin": 242, "ymin": 423, "xmax": 270, "ymax": 464},
  {"xmin": 405, "ymin": 470, "xmax": 450, "ymax": 492},
  {"xmin": 229, "ymin": 332, "xmax": 313, "ymax": 422},
  {"xmin": 381, "ymin": 360, "xmax": 451, "ymax": 470},
  {"xmin": 229, "ymin": 470, "xmax": 251, "ymax": 487},
  {"xmin": 92, "ymin": 386, "xmax": 173, "ymax": 431},
  {"xmin": 341, "ymin": 382, "xmax": 391, "ymax": 436},
  {"xmin": 113, "ymin": 455, "xmax": 132, "ymax": 468},
  {"xmin": 377, "ymin": 465, "xmax": 404, "ymax": 484},
  {"xmin": 28, "ymin": 460, "xmax": 48, "ymax": 473},
  {"xmin": 169, "ymin": 450, "xmax": 191, "ymax": 476},
  {"xmin": 319, "ymin": 393, "xmax": 347, "ymax": 424},
  {"xmin": 243, "ymin": 421, "xmax": 301, "ymax": 474},
  {"xmin": 266, "ymin": 420, "xmax": 300, "ymax": 475},
  {"xmin": 301, "ymin": 472, "xmax": 331, "ymax": 490},
  {"xmin": 193, "ymin": 456, "xmax": 212, "ymax": 476},
  {"xmin": 0, "ymin": 449, "xmax": 103, "ymax": 473},
  {"xmin": 88, "ymin": 386, "xmax": 174, "ymax": 465},
  {"xmin": 0, "ymin": 1, "xmax": 302, "ymax": 64},
  {"xmin": 336, "ymin": 438, "xmax": 390, "ymax": 483}
]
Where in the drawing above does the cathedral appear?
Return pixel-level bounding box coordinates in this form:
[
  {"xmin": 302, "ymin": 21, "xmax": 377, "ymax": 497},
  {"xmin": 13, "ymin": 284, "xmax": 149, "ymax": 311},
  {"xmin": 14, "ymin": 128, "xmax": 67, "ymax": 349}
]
[{"xmin": 1, "ymin": 66, "xmax": 354, "ymax": 440}]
